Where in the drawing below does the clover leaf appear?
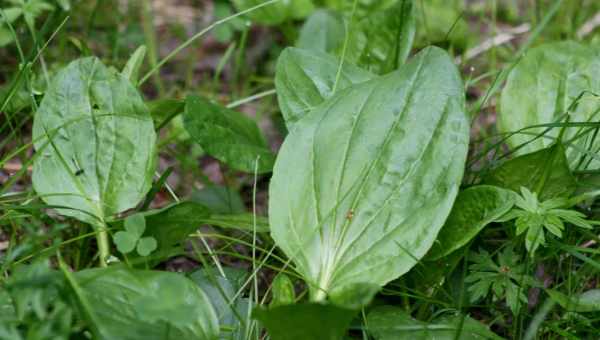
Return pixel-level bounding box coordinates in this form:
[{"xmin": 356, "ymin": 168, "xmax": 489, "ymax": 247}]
[{"xmin": 113, "ymin": 214, "xmax": 157, "ymax": 257}]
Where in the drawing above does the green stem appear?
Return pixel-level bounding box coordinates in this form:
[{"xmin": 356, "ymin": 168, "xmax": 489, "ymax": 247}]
[{"xmin": 96, "ymin": 223, "xmax": 109, "ymax": 267}]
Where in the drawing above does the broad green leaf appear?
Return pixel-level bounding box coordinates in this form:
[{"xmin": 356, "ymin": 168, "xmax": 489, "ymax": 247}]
[
  {"xmin": 141, "ymin": 202, "xmax": 211, "ymax": 251},
  {"xmin": 122, "ymin": 45, "xmax": 146, "ymax": 84},
  {"xmin": 328, "ymin": 282, "xmax": 379, "ymax": 310},
  {"xmin": 32, "ymin": 57, "xmax": 157, "ymax": 225},
  {"xmin": 184, "ymin": 95, "xmax": 275, "ymax": 173},
  {"xmin": 191, "ymin": 184, "xmax": 245, "ymax": 214},
  {"xmin": 499, "ymin": 41, "xmax": 600, "ymax": 169},
  {"xmin": 426, "ymin": 185, "xmax": 516, "ymax": 260},
  {"xmin": 149, "ymin": 98, "xmax": 185, "ymax": 127},
  {"xmin": 275, "ymin": 47, "xmax": 374, "ymax": 128},
  {"xmin": 76, "ymin": 268, "xmax": 219, "ymax": 340},
  {"xmin": 367, "ymin": 306, "xmax": 503, "ymax": 340},
  {"xmin": 344, "ymin": 0, "xmax": 416, "ymax": 74},
  {"xmin": 190, "ymin": 268, "xmax": 252, "ymax": 340},
  {"xmin": 270, "ymin": 47, "xmax": 469, "ymax": 300},
  {"xmin": 414, "ymin": 0, "xmax": 469, "ymax": 51},
  {"xmin": 323, "ymin": 0, "xmax": 397, "ymax": 16},
  {"xmin": 548, "ymin": 289, "xmax": 600, "ymax": 312},
  {"xmin": 232, "ymin": 0, "xmax": 314, "ymax": 25},
  {"xmin": 136, "ymin": 237, "xmax": 157, "ymax": 256},
  {"xmin": 202, "ymin": 213, "xmax": 269, "ymax": 233},
  {"xmin": 270, "ymin": 273, "xmax": 295, "ymax": 307},
  {"xmin": 483, "ymin": 144, "xmax": 576, "ymax": 200},
  {"xmin": 297, "ymin": 10, "xmax": 345, "ymax": 54},
  {"xmin": 253, "ymin": 303, "xmax": 357, "ymax": 340}
]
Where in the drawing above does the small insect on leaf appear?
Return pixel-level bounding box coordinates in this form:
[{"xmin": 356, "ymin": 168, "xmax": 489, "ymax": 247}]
[{"xmin": 346, "ymin": 210, "xmax": 354, "ymax": 221}]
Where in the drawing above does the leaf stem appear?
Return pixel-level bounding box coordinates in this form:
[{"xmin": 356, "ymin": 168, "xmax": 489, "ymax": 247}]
[{"xmin": 96, "ymin": 223, "xmax": 109, "ymax": 267}]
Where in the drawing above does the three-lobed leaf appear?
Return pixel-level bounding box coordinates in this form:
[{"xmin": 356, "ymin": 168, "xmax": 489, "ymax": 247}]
[
  {"xmin": 270, "ymin": 47, "xmax": 469, "ymax": 300},
  {"xmin": 184, "ymin": 95, "xmax": 275, "ymax": 173},
  {"xmin": 32, "ymin": 57, "xmax": 157, "ymax": 226}
]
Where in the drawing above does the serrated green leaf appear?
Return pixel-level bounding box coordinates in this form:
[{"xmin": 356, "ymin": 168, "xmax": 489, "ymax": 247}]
[
  {"xmin": 253, "ymin": 303, "xmax": 357, "ymax": 340},
  {"xmin": 113, "ymin": 231, "xmax": 137, "ymax": 254},
  {"xmin": 499, "ymin": 41, "xmax": 600, "ymax": 170},
  {"xmin": 76, "ymin": 268, "xmax": 219, "ymax": 340},
  {"xmin": 483, "ymin": 144, "xmax": 576, "ymax": 200},
  {"xmin": 136, "ymin": 237, "xmax": 157, "ymax": 257},
  {"xmin": 426, "ymin": 185, "xmax": 516, "ymax": 260},
  {"xmin": 183, "ymin": 95, "xmax": 275, "ymax": 173},
  {"xmin": 297, "ymin": 10, "xmax": 345, "ymax": 54},
  {"xmin": 32, "ymin": 57, "xmax": 157, "ymax": 225},
  {"xmin": 275, "ymin": 47, "xmax": 375, "ymax": 129},
  {"xmin": 367, "ymin": 306, "xmax": 503, "ymax": 340},
  {"xmin": 270, "ymin": 47, "xmax": 469, "ymax": 300}
]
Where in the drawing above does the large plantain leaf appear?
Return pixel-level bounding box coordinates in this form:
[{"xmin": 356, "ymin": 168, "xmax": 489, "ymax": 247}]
[
  {"xmin": 275, "ymin": 47, "xmax": 374, "ymax": 129},
  {"xmin": 499, "ymin": 41, "xmax": 600, "ymax": 170},
  {"xmin": 184, "ymin": 95, "xmax": 275, "ymax": 173},
  {"xmin": 76, "ymin": 268, "xmax": 219, "ymax": 340},
  {"xmin": 426, "ymin": 185, "xmax": 516, "ymax": 260},
  {"xmin": 32, "ymin": 57, "xmax": 156, "ymax": 225},
  {"xmin": 547, "ymin": 289, "xmax": 600, "ymax": 312},
  {"xmin": 367, "ymin": 306, "xmax": 503, "ymax": 340},
  {"xmin": 269, "ymin": 47, "xmax": 469, "ymax": 300}
]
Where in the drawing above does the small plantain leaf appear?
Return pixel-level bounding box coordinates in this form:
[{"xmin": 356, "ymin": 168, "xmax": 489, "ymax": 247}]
[
  {"xmin": 184, "ymin": 95, "xmax": 275, "ymax": 173},
  {"xmin": 499, "ymin": 41, "xmax": 600, "ymax": 170},
  {"xmin": 32, "ymin": 57, "xmax": 157, "ymax": 226},
  {"xmin": 483, "ymin": 144, "xmax": 576, "ymax": 200},
  {"xmin": 232, "ymin": 0, "xmax": 314, "ymax": 26},
  {"xmin": 122, "ymin": 45, "xmax": 146, "ymax": 84},
  {"xmin": 270, "ymin": 273, "xmax": 296, "ymax": 308},
  {"xmin": 270, "ymin": 47, "xmax": 469, "ymax": 300},
  {"xmin": 344, "ymin": 0, "xmax": 416, "ymax": 74},
  {"xmin": 367, "ymin": 306, "xmax": 503, "ymax": 340},
  {"xmin": 547, "ymin": 289, "xmax": 600, "ymax": 312},
  {"xmin": 426, "ymin": 185, "xmax": 516, "ymax": 260},
  {"xmin": 275, "ymin": 47, "xmax": 375, "ymax": 129},
  {"xmin": 76, "ymin": 268, "xmax": 219, "ymax": 340},
  {"xmin": 297, "ymin": 10, "xmax": 346, "ymax": 54}
]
